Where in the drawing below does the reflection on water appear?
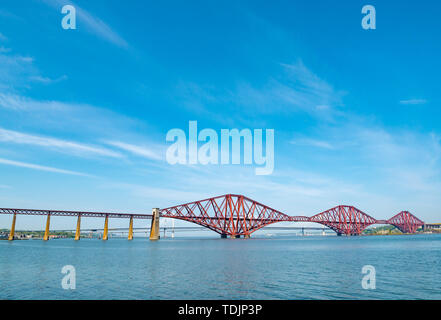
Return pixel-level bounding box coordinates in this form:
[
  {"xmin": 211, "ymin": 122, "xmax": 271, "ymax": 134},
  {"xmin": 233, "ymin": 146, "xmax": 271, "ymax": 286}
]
[{"xmin": 1, "ymin": 234, "xmax": 440, "ymax": 299}]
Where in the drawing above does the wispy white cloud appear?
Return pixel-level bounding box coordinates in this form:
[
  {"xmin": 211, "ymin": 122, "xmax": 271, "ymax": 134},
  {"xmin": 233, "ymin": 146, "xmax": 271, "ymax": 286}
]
[
  {"xmin": 235, "ymin": 61, "xmax": 344, "ymax": 117},
  {"xmin": 42, "ymin": 0, "xmax": 128, "ymax": 49},
  {"xmin": 400, "ymin": 99, "xmax": 427, "ymax": 105},
  {"xmin": 0, "ymin": 44, "xmax": 65, "ymax": 90},
  {"xmin": 280, "ymin": 61, "xmax": 338, "ymax": 101},
  {"xmin": 304, "ymin": 122, "xmax": 441, "ymax": 199},
  {"xmin": 0, "ymin": 157, "xmax": 91, "ymax": 177},
  {"xmin": 76, "ymin": 6, "xmax": 128, "ymax": 49},
  {"xmin": 29, "ymin": 75, "xmax": 68, "ymax": 84},
  {"xmin": 0, "ymin": 127, "xmax": 123, "ymax": 158},
  {"xmin": 290, "ymin": 138, "xmax": 335, "ymax": 149},
  {"xmin": 0, "ymin": 92, "xmax": 59, "ymax": 110},
  {"xmin": 0, "ymin": 54, "xmax": 38, "ymax": 90},
  {"xmin": 176, "ymin": 61, "xmax": 344, "ymax": 125},
  {"xmin": 106, "ymin": 141, "xmax": 162, "ymax": 161},
  {"xmin": 0, "ymin": 93, "xmax": 144, "ymax": 137}
]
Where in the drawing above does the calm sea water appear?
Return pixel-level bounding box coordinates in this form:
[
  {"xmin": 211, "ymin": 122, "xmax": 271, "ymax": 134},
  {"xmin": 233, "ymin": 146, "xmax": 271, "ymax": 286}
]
[{"xmin": 1, "ymin": 234, "xmax": 440, "ymax": 300}]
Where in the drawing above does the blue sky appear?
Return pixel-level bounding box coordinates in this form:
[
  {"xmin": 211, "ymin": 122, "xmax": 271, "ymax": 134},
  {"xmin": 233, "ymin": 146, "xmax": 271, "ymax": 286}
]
[{"xmin": 0, "ymin": 0, "xmax": 440, "ymax": 232}]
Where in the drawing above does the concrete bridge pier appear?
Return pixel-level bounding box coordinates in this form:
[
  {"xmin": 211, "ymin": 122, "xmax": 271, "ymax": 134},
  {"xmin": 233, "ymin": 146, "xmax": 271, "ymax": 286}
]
[
  {"xmin": 102, "ymin": 215, "xmax": 109, "ymax": 240},
  {"xmin": 8, "ymin": 213, "xmax": 16, "ymax": 241},
  {"xmin": 43, "ymin": 214, "xmax": 51, "ymax": 241},
  {"xmin": 128, "ymin": 216, "xmax": 134, "ymax": 240},
  {"xmin": 75, "ymin": 215, "xmax": 81, "ymax": 240},
  {"xmin": 149, "ymin": 208, "xmax": 160, "ymax": 240}
]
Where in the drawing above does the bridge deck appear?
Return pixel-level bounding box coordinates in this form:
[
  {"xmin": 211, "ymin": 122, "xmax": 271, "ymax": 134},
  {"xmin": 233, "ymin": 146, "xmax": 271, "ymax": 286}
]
[{"xmin": 0, "ymin": 208, "xmax": 152, "ymax": 219}]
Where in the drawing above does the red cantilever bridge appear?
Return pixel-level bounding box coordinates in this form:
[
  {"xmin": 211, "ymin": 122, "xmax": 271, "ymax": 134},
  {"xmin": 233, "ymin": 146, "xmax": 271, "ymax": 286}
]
[
  {"xmin": 1, "ymin": 194, "xmax": 424, "ymax": 240},
  {"xmin": 160, "ymin": 194, "xmax": 424, "ymax": 237}
]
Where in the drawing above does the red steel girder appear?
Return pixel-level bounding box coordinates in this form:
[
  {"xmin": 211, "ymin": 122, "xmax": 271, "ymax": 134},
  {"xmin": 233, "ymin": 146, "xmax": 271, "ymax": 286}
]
[
  {"xmin": 309, "ymin": 205, "xmax": 377, "ymax": 235},
  {"xmin": 0, "ymin": 208, "xmax": 152, "ymax": 219},
  {"xmin": 387, "ymin": 211, "xmax": 424, "ymax": 234},
  {"xmin": 0, "ymin": 196, "xmax": 426, "ymax": 236},
  {"xmin": 160, "ymin": 194, "xmax": 308, "ymax": 237}
]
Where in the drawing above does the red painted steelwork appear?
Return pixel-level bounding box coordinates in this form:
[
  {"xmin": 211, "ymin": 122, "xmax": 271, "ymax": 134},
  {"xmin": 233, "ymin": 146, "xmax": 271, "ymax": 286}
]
[
  {"xmin": 0, "ymin": 194, "xmax": 425, "ymax": 237},
  {"xmin": 309, "ymin": 205, "xmax": 377, "ymax": 235},
  {"xmin": 160, "ymin": 194, "xmax": 309, "ymax": 237},
  {"xmin": 387, "ymin": 211, "xmax": 424, "ymax": 233},
  {"xmin": 0, "ymin": 208, "xmax": 152, "ymax": 219},
  {"xmin": 160, "ymin": 195, "xmax": 424, "ymax": 236}
]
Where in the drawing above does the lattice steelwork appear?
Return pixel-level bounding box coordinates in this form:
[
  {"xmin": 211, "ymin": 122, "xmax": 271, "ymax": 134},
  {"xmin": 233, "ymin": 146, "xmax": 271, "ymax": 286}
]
[
  {"xmin": 0, "ymin": 208, "xmax": 152, "ymax": 219},
  {"xmin": 160, "ymin": 194, "xmax": 309, "ymax": 237},
  {"xmin": 0, "ymin": 195, "xmax": 426, "ymax": 237},
  {"xmin": 309, "ymin": 205, "xmax": 377, "ymax": 235},
  {"xmin": 387, "ymin": 211, "xmax": 424, "ymax": 233}
]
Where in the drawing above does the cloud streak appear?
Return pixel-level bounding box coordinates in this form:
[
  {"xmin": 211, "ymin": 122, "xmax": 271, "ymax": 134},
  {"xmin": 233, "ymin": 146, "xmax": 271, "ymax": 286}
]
[
  {"xmin": 290, "ymin": 138, "xmax": 335, "ymax": 149},
  {"xmin": 235, "ymin": 61, "xmax": 344, "ymax": 117},
  {"xmin": 106, "ymin": 141, "xmax": 162, "ymax": 161},
  {"xmin": 0, "ymin": 158, "xmax": 91, "ymax": 177},
  {"xmin": 29, "ymin": 75, "xmax": 68, "ymax": 84},
  {"xmin": 0, "ymin": 53, "xmax": 38, "ymax": 90},
  {"xmin": 0, "ymin": 127, "xmax": 123, "ymax": 158},
  {"xmin": 42, "ymin": 0, "xmax": 128, "ymax": 49},
  {"xmin": 176, "ymin": 61, "xmax": 344, "ymax": 124},
  {"xmin": 400, "ymin": 99, "xmax": 427, "ymax": 105}
]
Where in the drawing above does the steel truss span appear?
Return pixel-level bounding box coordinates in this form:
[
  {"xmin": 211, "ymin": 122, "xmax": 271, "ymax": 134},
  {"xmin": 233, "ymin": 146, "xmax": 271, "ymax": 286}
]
[
  {"xmin": 0, "ymin": 208, "xmax": 152, "ymax": 219},
  {"xmin": 1, "ymin": 194, "xmax": 425, "ymax": 237},
  {"xmin": 309, "ymin": 205, "xmax": 377, "ymax": 236},
  {"xmin": 159, "ymin": 194, "xmax": 424, "ymax": 237},
  {"xmin": 387, "ymin": 211, "xmax": 424, "ymax": 233},
  {"xmin": 160, "ymin": 194, "xmax": 309, "ymax": 238}
]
